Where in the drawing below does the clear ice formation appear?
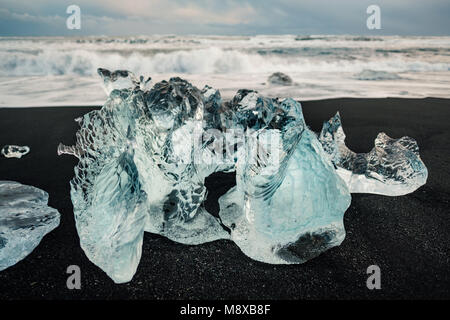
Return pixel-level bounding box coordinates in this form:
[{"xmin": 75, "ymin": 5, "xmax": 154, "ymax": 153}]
[
  {"xmin": 58, "ymin": 69, "xmax": 426, "ymax": 283},
  {"xmin": 318, "ymin": 112, "xmax": 428, "ymax": 196},
  {"xmin": 1, "ymin": 145, "xmax": 30, "ymax": 158},
  {"xmin": 0, "ymin": 181, "xmax": 60, "ymax": 271}
]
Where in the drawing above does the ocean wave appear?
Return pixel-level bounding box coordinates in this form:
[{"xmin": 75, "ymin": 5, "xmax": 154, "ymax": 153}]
[
  {"xmin": 0, "ymin": 48, "xmax": 269, "ymax": 76},
  {"xmin": 0, "ymin": 46, "xmax": 449, "ymax": 77}
]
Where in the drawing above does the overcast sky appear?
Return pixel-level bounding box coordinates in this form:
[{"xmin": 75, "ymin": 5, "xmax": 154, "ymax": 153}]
[{"xmin": 0, "ymin": 0, "xmax": 449, "ymax": 36}]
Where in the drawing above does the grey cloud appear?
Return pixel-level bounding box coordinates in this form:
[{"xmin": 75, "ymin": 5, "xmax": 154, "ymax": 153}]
[{"xmin": 0, "ymin": 0, "xmax": 448, "ymax": 36}]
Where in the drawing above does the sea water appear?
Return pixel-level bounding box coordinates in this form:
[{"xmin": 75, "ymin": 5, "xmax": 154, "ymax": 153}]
[{"xmin": 0, "ymin": 35, "xmax": 449, "ymax": 107}]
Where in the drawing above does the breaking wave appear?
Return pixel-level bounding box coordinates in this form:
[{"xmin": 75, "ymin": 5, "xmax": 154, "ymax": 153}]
[
  {"xmin": 1, "ymin": 35, "xmax": 449, "ymax": 106},
  {"xmin": 1, "ymin": 46, "xmax": 449, "ymax": 77}
]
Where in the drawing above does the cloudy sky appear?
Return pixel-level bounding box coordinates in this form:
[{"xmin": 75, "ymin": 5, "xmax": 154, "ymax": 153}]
[{"xmin": 0, "ymin": 0, "xmax": 449, "ymax": 36}]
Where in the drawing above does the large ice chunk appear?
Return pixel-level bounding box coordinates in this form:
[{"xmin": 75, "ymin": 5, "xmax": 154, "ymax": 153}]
[
  {"xmin": 217, "ymin": 91, "xmax": 351, "ymax": 263},
  {"xmin": 318, "ymin": 112, "xmax": 428, "ymax": 195},
  {"xmin": 59, "ymin": 73, "xmax": 229, "ymax": 283},
  {"xmin": 58, "ymin": 69, "xmax": 425, "ymax": 283},
  {"xmin": 0, "ymin": 181, "xmax": 60, "ymax": 271},
  {"xmin": 1, "ymin": 145, "xmax": 30, "ymax": 158}
]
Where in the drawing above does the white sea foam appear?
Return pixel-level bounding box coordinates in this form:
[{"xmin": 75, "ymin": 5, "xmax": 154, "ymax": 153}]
[
  {"xmin": 354, "ymin": 69, "xmax": 402, "ymax": 81},
  {"xmin": 1, "ymin": 45, "xmax": 449, "ymax": 76},
  {"xmin": 0, "ymin": 35, "xmax": 449, "ymax": 106}
]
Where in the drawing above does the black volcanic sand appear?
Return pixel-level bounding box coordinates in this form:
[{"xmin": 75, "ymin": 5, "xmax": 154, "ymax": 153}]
[{"xmin": 0, "ymin": 98, "xmax": 449, "ymax": 300}]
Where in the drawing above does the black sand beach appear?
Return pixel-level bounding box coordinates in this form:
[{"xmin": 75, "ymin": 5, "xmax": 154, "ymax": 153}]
[{"xmin": 0, "ymin": 98, "xmax": 449, "ymax": 300}]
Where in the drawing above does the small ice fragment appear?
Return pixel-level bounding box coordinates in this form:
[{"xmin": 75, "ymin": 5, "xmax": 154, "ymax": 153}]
[
  {"xmin": 97, "ymin": 68, "xmax": 151, "ymax": 95},
  {"xmin": 0, "ymin": 181, "xmax": 60, "ymax": 271},
  {"xmin": 318, "ymin": 112, "xmax": 428, "ymax": 196},
  {"xmin": 57, "ymin": 143, "xmax": 81, "ymax": 158},
  {"xmin": 1, "ymin": 145, "xmax": 30, "ymax": 158},
  {"xmin": 267, "ymin": 72, "xmax": 293, "ymax": 86}
]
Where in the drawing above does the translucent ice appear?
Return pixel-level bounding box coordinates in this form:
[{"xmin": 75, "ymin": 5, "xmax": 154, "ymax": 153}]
[
  {"xmin": 58, "ymin": 69, "xmax": 424, "ymax": 283},
  {"xmin": 0, "ymin": 181, "xmax": 60, "ymax": 271},
  {"xmin": 59, "ymin": 75, "xmax": 228, "ymax": 282},
  {"xmin": 97, "ymin": 68, "xmax": 151, "ymax": 95},
  {"xmin": 318, "ymin": 112, "xmax": 428, "ymax": 195},
  {"xmin": 217, "ymin": 92, "xmax": 351, "ymax": 263},
  {"xmin": 1, "ymin": 145, "xmax": 30, "ymax": 158}
]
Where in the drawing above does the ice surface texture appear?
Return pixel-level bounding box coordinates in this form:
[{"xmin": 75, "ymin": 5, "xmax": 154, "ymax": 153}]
[
  {"xmin": 58, "ymin": 69, "xmax": 426, "ymax": 283},
  {"xmin": 1, "ymin": 145, "xmax": 30, "ymax": 158},
  {"xmin": 216, "ymin": 92, "xmax": 350, "ymax": 264},
  {"xmin": 318, "ymin": 112, "xmax": 428, "ymax": 195},
  {"xmin": 0, "ymin": 181, "xmax": 60, "ymax": 271}
]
